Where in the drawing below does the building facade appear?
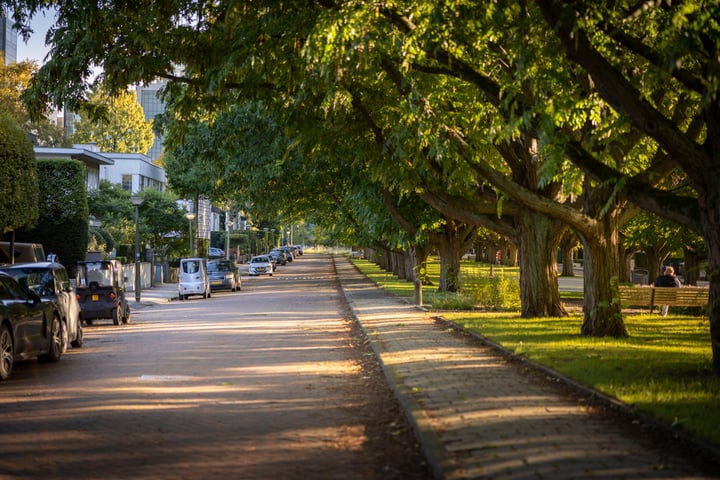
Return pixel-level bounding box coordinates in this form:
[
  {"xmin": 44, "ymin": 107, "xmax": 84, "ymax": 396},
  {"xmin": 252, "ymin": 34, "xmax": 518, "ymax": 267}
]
[
  {"xmin": 0, "ymin": 15, "xmax": 16, "ymax": 65},
  {"xmin": 102, "ymin": 152, "xmax": 166, "ymax": 193},
  {"xmin": 137, "ymin": 79, "xmax": 167, "ymax": 161},
  {"xmin": 33, "ymin": 145, "xmax": 114, "ymax": 191}
]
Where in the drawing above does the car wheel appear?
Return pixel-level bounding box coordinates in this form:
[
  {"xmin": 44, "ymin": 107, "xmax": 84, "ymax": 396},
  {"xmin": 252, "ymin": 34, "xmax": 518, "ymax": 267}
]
[
  {"xmin": 122, "ymin": 304, "xmax": 131, "ymax": 324},
  {"xmin": 40, "ymin": 314, "xmax": 63, "ymax": 363},
  {"xmin": 70, "ymin": 321, "xmax": 83, "ymax": 348},
  {"xmin": 0, "ymin": 324, "xmax": 14, "ymax": 381},
  {"xmin": 112, "ymin": 308, "xmax": 120, "ymax": 325}
]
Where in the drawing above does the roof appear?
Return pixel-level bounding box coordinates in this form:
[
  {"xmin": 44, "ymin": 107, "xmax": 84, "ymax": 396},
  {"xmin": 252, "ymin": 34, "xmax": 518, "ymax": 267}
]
[{"xmin": 34, "ymin": 147, "xmax": 114, "ymax": 166}]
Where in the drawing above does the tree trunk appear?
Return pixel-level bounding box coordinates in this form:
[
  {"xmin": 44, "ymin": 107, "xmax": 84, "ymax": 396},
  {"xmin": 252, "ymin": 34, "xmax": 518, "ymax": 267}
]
[
  {"xmin": 393, "ymin": 249, "xmax": 406, "ymax": 280},
  {"xmin": 579, "ymin": 212, "xmax": 628, "ymax": 338},
  {"xmin": 683, "ymin": 246, "xmax": 700, "ymax": 286},
  {"xmin": 437, "ymin": 239, "xmax": 463, "ymax": 293},
  {"xmin": 645, "ymin": 245, "xmax": 669, "ymax": 284},
  {"xmin": 517, "ymin": 210, "xmax": 567, "ymax": 317},
  {"xmin": 433, "ymin": 220, "xmax": 476, "ymax": 292},
  {"xmin": 699, "ymin": 202, "xmax": 720, "ymax": 374},
  {"xmin": 558, "ymin": 230, "xmax": 577, "ymax": 277}
]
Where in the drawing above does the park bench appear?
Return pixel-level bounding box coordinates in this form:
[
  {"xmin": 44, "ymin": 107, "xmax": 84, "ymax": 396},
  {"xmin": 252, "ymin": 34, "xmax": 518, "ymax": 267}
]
[{"xmin": 618, "ymin": 286, "xmax": 709, "ymax": 312}]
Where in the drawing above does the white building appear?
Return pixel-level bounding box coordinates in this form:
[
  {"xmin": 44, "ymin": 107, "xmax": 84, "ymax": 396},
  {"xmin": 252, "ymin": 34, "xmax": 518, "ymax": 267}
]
[
  {"xmin": 101, "ymin": 152, "xmax": 166, "ymax": 193},
  {"xmin": 33, "ymin": 145, "xmax": 114, "ymax": 191},
  {"xmin": 34, "ymin": 144, "xmax": 166, "ymax": 195}
]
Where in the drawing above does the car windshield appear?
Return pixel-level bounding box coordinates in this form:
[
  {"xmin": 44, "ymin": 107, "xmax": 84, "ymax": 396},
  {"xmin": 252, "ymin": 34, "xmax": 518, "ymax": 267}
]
[
  {"xmin": 182, "ymin": 260, "xmax": 201, "ymax": 273},
  {"xmin": 79, "ymin": 262, "xmax": 113, "ymax": 287},
  {"xmin": 208, "ymin": 262, "xmax": 232, "ymax": 272},
  {"xmin": 251, "ymin": 257, "xmax": 269, "ymax": 263},
  {"xmin": 1, "ymin": 268, "xmax": 55, "ymax": 297}
]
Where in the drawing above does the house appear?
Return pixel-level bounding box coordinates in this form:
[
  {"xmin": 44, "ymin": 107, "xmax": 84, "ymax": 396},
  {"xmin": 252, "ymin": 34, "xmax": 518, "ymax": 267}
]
[
  {"xmin": 33, "ymin": 144, "xmax": 114, "ymax": 191},
  {"xmin": 101, "ymin": 152, "xmax": 166, "ymax": 193}
]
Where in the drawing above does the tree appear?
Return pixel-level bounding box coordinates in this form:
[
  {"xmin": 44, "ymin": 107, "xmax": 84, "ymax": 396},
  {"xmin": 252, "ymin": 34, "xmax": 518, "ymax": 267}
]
[
  {"xmin": 0, "ymin": 61, "xmax": 68, "ymax": 147},
  {"xmin": 9, "ymin": 0, "xmax": 720, "ymax": 370},
  {"xmin": 71, "ymin": 87, "xmax": 154, "ymax": 154},
  {"xmin": 533, "ymin": 0, "xmax": 720, "ymax": 371},
  {"xmin": 15, "ymin": 159, "xmax": 88, "ymax": 272},
  {"xmin": 0, "ymin": 112, "xmax": 38, "ymax": 235},
  {"xmin": 88, "ymin": 180, "xmax": 188, "ymax": 259}
]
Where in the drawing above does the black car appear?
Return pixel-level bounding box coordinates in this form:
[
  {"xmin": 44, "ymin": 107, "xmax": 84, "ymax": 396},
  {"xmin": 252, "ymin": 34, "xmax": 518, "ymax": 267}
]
[
  {"xmin": 0, "ymin": 272, "xmax": 65, "ymax": 381},
  {"xmin": 268, "ymin": 249, "xmax": 287, "ymax": 266},
  {"xmin": 0, "ymin": 262, "xmax": 83, "ymax": 350},
  {"xmin": 76, "ymin": 260, "xmax": 130, "ymax": 326},
  {"xmin": 207, "ymin": 260, "xmax": 241, "ymax": 292}
]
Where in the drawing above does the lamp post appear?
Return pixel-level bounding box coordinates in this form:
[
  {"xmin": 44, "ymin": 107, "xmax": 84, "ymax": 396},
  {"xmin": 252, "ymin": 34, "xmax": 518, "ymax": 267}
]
[
  {"xmin": 184, "ymin": 212, "xmax": 196, "ymax": 257},
  {"xmin": 130, "ymin": 196, "xmax": 144, "ymax": 302},
  {"xmin": 225, "ymin": 218, "xmax": 232, "ymax": 260}
]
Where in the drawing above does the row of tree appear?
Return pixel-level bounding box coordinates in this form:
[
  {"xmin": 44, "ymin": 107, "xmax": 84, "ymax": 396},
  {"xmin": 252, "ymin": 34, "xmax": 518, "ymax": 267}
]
[{"xmin": 7, "ymin": 1, "xmax": 720, "ymax": 372}]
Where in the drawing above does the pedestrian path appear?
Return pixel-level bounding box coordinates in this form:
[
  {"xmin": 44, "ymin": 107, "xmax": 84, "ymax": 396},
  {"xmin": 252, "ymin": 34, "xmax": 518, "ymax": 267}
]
[{"xmin": 333, "ymin": 255, "xmax": 718, "ymax": 479}]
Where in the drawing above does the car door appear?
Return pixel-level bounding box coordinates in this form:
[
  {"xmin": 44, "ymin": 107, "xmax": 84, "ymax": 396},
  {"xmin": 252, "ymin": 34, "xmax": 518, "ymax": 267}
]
[{"xmin": 0, "ymin": 275, "xmax": 45, "ymax": 357}]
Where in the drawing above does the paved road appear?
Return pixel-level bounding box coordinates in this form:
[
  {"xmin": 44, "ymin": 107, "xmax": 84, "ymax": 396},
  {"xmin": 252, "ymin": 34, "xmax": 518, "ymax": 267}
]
[{"xmin": 0, "ymin": 256, "xmax": 428, "ymax": 480}]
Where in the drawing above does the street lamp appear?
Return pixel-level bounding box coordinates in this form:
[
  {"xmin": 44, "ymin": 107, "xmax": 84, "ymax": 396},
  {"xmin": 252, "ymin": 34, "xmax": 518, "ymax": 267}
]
[
  {"xmin": 184, "ymin": 212, "xmax": 196, "ymax": 257},
  {"xmin": 130, "ymin": 196, "xmax": 144, "ymax": 302},
  {"xmin": 225, "ymin": 217, "xmax": 233, "ymax": 260}
]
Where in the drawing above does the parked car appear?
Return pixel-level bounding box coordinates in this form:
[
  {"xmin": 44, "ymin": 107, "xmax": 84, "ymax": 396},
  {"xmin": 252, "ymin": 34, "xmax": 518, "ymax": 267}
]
[
  {"xmin": 278, "ymin": 246, "xmax": 294, "ymax": 262},
  {"xmin": 294, "ymin": 245, "xmax": 304, "ymax": 256},
  {"xmin": 209, "ymin": 247, "xmax": 225, "ymax": 258},
  {"xmin": 178, "ymin": 258, "xmax": 211, "ymax": 300},
  {"xmin": 76, "ymin": 259, "xmax": 130, "ymax": 326},
  {"xmin": 0, "ymin": 262, "xmax": 82, "ymax": 349},
  {"xmin": 0, "ymin": 272, "xmax": 64, "ymax": 380},
  {"xmin": 207, "ymin": 260, "xmax": 241, "ymax": 292},
  {"xmin": 248, "ymin": 255, "xmax": 273, "ymax": 276},
  {"xmin": 268, "ymin": 249, "xmax": 287, "ymax": 266}
]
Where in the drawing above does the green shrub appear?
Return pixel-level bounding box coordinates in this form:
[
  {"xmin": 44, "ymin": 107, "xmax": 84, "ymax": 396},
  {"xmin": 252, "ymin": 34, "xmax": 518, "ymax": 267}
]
[
  {"xmin": 461, "ymin": 271, "xmax": 521, "ymax": 310},
  {"xmin": 16, "ymin": 159, "xmax": 88, "ymax": 274},
  {"xmin": 429, "ymin": 291, "xmax": 477, "ymax": 310}
]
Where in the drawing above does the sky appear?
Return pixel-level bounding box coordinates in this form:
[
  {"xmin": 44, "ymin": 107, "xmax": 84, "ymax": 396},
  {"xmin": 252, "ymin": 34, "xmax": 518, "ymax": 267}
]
[{"xmin": 15, "ymin": 9, "xmax": 56, "ymax": 65}]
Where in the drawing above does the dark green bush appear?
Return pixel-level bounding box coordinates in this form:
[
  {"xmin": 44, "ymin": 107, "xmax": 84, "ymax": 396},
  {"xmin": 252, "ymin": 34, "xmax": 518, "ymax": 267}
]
[{"xmin": 16, "ymin": 159, "xmax": 88, "ymax": 274}]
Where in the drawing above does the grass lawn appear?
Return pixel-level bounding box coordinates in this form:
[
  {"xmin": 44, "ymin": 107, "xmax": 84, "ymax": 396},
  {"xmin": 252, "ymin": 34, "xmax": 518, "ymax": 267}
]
[{"xmin": 351, "ymin": 257, "xmax": 720, "ymax": 450}]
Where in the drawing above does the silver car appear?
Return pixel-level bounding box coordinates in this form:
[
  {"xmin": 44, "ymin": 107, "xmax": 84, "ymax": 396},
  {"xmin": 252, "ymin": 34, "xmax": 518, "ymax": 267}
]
[
  {"xmin": 248, "ymin": 255, "xmax": 273, "ymax": 276},
  {"xmin": 178, "ymin": 258, "xmax": 211, "ymax": 300}
]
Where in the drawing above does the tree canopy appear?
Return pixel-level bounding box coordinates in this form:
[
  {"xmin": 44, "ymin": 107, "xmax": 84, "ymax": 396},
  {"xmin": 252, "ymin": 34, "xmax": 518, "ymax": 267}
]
[
  {"xmin": 0, "ymin": 112, "xmax": 38, "ymax": 234},
  {"xmin": 71, "ymin": 87, "xmax": 154, "ymax": 154},
  {"xmin": 7, "ymin": 0, "xmax": 720, "ymax": 371}
]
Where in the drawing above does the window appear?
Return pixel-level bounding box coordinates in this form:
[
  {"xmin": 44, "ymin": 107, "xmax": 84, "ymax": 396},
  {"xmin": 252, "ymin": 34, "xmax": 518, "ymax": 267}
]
[{"xmin": 122, "ymin": 175, "xmax": 133, "ymax": 191}]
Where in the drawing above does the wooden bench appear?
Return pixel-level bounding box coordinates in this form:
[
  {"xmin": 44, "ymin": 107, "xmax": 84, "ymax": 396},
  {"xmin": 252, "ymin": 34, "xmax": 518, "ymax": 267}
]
[{"xmin": 618, "ymin": 286, "xmax": 709, "ymax": 312}]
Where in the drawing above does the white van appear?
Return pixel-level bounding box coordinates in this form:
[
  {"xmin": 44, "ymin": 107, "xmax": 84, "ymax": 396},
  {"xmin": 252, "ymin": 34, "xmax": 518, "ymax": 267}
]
[{"xmin": 178, "ymin": 258, "xmax": 210, "ymax": 300}]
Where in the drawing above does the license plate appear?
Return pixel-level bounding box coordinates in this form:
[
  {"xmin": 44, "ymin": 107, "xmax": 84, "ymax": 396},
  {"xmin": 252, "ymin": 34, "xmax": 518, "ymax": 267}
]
[
  {"xmin": 91, "ymin": 294, "xmax": 99, "ymax": 301},
  {"xmin": 212, "ymin": 280, "xmax": 222, "ymax": 285}
]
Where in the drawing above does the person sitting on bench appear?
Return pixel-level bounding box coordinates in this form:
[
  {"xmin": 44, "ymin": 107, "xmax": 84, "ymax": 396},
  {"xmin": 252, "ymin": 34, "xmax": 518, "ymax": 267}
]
[{"xmin": 653, "ymin": 266, "xmax": 682, "ymax": 316}]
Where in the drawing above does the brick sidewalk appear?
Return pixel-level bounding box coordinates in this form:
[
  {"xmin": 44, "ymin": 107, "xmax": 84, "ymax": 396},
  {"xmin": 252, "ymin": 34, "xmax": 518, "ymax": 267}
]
[{"xmin": 334, "ymin": 255, "xmax": 718, "ymax": 479}]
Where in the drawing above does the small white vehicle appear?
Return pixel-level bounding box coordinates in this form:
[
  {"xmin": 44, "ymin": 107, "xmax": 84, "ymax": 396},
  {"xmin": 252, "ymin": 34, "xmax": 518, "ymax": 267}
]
[
  {"xmin": 178, "ymin": 258, "xmax": 211, "ymax": 300},
  {"xmin": 248, "ymin": 255, "xmax": 273, "ymax": 276}
]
